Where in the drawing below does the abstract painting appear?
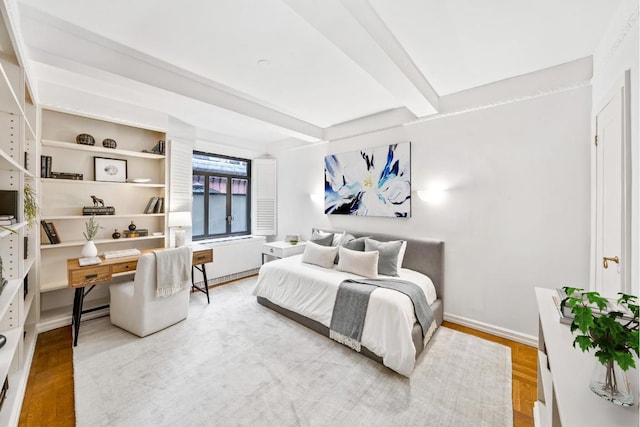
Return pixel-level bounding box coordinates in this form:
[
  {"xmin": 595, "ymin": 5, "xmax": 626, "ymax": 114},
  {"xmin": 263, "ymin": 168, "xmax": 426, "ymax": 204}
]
[{"xmin": 324, "ymin": 142, "xmax": 411, "ymax": 217}]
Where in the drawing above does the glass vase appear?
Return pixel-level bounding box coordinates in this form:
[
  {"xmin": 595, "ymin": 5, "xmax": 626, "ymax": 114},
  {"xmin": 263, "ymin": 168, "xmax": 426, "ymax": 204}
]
[{"xmin": 589, "ymin": 360, "xmax": 634, "ymax": 406}]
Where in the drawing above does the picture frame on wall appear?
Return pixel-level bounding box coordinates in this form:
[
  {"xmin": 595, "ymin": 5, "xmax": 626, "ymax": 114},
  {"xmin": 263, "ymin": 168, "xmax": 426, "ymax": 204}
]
[
  {"xmin": 324, "ymin": 142, "xmax": 411, "ymax": 218},
  {"xmin": 94, "ymin": 157, "xmax": 127, "ymax": 182}
]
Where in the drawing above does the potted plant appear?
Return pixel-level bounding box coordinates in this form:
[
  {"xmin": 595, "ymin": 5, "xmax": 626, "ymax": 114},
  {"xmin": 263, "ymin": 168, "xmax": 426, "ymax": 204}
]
[
  {"xmin": 81, "ymin": 215, "xmax": 102, "ymax": 257},
  {"xmin": 562, "ymin": 287, "xmax": 639, "ymax": 406},
  {"xmin": 23, "ymin": 183, "xmax": 38, "ymax": 228}
]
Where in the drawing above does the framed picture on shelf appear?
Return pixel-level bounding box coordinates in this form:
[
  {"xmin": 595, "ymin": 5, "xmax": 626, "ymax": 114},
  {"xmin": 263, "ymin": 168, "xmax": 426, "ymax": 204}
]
[{"xmin": 94, "ymin": 157, "xmax": 127, "ymax": 182}]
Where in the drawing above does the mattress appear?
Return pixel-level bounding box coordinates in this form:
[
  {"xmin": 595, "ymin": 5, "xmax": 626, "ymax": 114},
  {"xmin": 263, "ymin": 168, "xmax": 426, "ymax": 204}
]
[{"xmin": 252, "ymin": 254, "xmax": 438, "ymax": 376}]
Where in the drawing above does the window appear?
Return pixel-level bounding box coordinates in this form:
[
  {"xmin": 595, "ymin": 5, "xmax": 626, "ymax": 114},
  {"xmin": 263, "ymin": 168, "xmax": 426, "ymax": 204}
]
[{"xmin": 192, "ymin": 152, "xmax": 251, "ymax": 239}]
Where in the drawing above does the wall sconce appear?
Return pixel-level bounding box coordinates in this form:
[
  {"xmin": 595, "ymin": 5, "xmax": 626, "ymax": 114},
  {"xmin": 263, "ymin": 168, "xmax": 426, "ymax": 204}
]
[
  {"xmin": 417, "ymin": 183, "xmax": 447, "ymax": 204},
  {"xmin": 309, "ymin": 193, "xmax": 324, "ymax": 204},
  {"xmin": 168, "ymin": 211, "xmax": 192, "ymax": 247}
]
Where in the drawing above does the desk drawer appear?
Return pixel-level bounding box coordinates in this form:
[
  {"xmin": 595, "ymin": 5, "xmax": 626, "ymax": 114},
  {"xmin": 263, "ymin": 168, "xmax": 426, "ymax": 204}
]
[
  {"xmin": 70, "ymin": 266, "xmax": 112, "ymax": 286},
  {"xmin": 193, "ymin": 250, "xmax": 213, "ymax": 264},
  {"xmin": 112, "ymin": 261, "xmax": 138, "ymax": 274}
]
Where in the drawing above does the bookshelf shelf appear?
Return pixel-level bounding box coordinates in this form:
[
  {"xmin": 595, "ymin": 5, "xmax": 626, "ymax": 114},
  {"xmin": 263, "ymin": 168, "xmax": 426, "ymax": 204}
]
[
  {"xmin": 41, "ymin": 178, "xmax": 165, "ymax": 188},
  {"xmin": 40, "ymin": 234, "xmax": 166, "ymax": 249},
  {"xmin": 41, "ymin": 213, "xmax": 165, "ymax": 220},
  {"xmin": 0, "ymin": 222, "xmax": 27, "ymax": 238},
  {"xmin": 42, "ymin": 139, "xmax": 165, "ymax": 159}
]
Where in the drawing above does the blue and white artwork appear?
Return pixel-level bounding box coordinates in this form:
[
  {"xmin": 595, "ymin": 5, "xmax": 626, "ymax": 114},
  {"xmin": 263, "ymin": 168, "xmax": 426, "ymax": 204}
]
[{"xmin": 324, "ymin": 142, "xmax": 411, "ymax": 217}]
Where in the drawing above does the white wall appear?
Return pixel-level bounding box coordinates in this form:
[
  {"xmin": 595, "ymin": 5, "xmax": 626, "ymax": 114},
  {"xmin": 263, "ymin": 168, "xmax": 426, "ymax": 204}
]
[
  {"xmin": 591, "ymin": 0, "xmax": 639, "ymax": 296},
  {"xmin": 275, "ymin": 86, "xmax": 592, "ymax": 341}
]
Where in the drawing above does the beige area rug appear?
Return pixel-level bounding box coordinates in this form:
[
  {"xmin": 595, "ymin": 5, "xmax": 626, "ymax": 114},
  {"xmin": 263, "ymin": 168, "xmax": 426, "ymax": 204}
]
[{"xmin": 74, "ymin": 278, "xmax": 513, "ymax": 427}]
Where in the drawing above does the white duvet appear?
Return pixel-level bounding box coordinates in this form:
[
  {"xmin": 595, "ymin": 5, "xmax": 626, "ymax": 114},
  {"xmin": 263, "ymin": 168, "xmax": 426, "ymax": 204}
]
[{"xmin": 252, "ymin": 254, "xmax": 437, "ymax": 376}]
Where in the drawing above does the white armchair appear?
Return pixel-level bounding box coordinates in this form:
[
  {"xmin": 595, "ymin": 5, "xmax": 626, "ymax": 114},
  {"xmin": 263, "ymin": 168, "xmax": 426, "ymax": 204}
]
[{"xmin": 109, "ymin": 247, "xmax": 192, "ymax": 337}]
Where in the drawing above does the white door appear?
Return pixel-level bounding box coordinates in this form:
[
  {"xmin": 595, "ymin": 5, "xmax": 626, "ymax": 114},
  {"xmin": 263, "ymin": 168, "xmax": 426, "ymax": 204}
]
[{"xmin": 594, "ymin": 73, "xmax": 630, "ymax": 297}]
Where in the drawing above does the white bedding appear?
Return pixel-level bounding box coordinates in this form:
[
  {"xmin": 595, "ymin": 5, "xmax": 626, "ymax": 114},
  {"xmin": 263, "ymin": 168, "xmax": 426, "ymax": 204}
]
[{"xmin": 252, "ymin": 254, "xmax": 437, "ymax": 376}]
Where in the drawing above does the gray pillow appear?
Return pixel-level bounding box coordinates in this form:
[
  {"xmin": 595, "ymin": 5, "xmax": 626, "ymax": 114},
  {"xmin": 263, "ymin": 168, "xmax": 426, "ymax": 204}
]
[
  {"xmin": 364, "ymin": 238, "xmax": 404, "ymax": 277},
  {"xmin": 310, "ymin": 231, "xmax": 334, "ymax": 247},
  {"xmin": 342, "ymin": 236, "xmax": 368, "ymax": 252}
]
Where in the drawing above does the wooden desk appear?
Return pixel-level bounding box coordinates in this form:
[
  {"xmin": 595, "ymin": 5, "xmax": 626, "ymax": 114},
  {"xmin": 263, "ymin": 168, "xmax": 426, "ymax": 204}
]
[{"xmin": 68, "ymin": 247, "xmax": 213, "ymax": 346}]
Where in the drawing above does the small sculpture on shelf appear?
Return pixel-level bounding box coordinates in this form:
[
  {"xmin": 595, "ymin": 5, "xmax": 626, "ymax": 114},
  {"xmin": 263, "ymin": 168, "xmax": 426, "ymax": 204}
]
[
  {"xmin": 128, "ymin": 221, "xmax": 136, "ymax": 231},
  {"xmin": 90, "ymin": 195, "xmax": 105, "ymax": 207},
  {"xmin": 83, "ymin": 195, "xmax": 115, "ymax": 215},
  {"xmin": 112, "ymin": 229, "xmax": 121, "ymax": 239}
]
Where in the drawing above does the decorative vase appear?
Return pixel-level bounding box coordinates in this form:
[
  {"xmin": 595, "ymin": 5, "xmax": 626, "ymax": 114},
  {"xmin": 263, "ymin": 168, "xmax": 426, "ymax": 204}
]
[
  {"xmin": 589, "ymin": 360, "xmax": 634, "ymax": 406},
  {"xmin": 102, "ymin": 138, "xmax": 117, "ymax": 149},
  {"xmin": 81, "ymin": 240, "xmax": 98, "ymax": 257},
  {"xmin": 112, "ymin": 229, "xmax": 121, "ymax": 239},
  {"xmin": 128, "ymin": 221, "xmax": 136, "ymax": 231},
  {"xmin": 174, "ymin": 227, "xmax": 186, "ymax": 248},
  {"xmin": 76, "ymin": 133, "xmax": 95, "ymax": 146}
]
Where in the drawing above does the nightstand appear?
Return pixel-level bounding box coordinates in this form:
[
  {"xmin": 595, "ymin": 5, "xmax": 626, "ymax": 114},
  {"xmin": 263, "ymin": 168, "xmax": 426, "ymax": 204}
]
[{"xmin": 262, "ymin": 241, "xmax": 307, "ymax": 264}]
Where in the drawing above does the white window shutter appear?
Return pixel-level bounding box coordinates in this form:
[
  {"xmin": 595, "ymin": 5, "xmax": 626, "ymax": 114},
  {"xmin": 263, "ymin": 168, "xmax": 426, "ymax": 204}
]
[
  {"xmin": 168, "ymin": 138, "xmax": 194, "ymax": 212},
  {"xmin": 252, "ymin": 158, "xmax": 276, "ymax": 236}
]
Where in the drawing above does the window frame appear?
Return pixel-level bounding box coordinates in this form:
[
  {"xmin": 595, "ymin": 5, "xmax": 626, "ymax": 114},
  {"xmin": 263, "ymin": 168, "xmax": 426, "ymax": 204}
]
[{"xmin": 191, "ymin": 151, "xmax": 251, "ymax": 240}]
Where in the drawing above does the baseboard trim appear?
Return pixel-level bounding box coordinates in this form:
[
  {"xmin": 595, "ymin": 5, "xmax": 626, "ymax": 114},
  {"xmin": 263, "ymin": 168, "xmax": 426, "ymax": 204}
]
[
  {"xmin": 37, "ymin": 309, "xmax": 109, "ymax": 334},
  {"xmin": 444, "ymin": 313, "xmax": 538, "ymax": 347},
  {"xmin": 194, "ymin": 268, "xmax": 260, "ymax": 288}
]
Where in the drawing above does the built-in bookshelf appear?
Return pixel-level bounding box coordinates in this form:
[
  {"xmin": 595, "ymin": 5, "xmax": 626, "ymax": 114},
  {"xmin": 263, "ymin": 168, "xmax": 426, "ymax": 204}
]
[
  {"xmin": 0, "ymin": 6, "xmax": 39, "ymax": 424},
  {"xmin": 38, "ymin": 109, "xmax": 168, "ymax": 329}
]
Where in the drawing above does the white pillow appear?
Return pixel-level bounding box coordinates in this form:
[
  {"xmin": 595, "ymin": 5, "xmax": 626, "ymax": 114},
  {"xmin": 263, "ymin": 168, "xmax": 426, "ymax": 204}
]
[
  {"xmin": 336, "ymin": 246, "xmax": 379, "ymax": 278},
  {"xmin": 301, "ymin": 241, "xmax": 339, "ymax": 269}
]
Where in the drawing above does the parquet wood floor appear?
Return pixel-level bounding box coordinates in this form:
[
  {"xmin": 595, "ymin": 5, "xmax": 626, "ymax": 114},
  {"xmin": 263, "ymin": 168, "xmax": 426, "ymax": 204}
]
[
  {"xmin": 443, "ymin": 321, "xmax": 537, "ymax": 427},
  {"xmin": 18, "ymin": 320, "xmax": 536, "ymax": 426}
]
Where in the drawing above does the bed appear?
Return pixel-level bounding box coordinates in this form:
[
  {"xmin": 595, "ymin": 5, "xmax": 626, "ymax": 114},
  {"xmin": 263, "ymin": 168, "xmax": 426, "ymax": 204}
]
[{"xmin": 253, "ymin": 230, "xmax": 444, "ymax": 376}]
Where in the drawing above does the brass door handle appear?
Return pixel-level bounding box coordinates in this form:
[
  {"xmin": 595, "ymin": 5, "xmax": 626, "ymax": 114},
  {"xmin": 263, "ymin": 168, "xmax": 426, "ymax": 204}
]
[{"xmin": 603, "ymin": 256, "xmax": 619, "ymax": 269}]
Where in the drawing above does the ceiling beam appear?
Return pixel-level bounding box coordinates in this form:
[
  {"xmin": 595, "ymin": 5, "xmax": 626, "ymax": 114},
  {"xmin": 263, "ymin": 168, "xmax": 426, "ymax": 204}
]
[
  {"xmin": 21, "ymin": 6, "xmax": 324, "ymax": 141},
  {"xmin": 283, "ymin": 0, "xmax": 438, "ymax": 116}
]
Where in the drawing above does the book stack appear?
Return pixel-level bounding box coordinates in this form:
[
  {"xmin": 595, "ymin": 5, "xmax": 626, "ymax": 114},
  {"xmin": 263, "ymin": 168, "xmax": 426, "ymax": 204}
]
[
  {"xmin": 552, "ymin": 288, "xmax": 635, "ymax": 325},
  {"xmin": 82, "ymin": 206, "xmax": 116, "ymax": 215},
  {"xmin": 0, "ymin": 215, "xmax": 16, "ymax": 226},
  {"xmin": 51, "ymin": 171, "xmax": 83, "ymax": 180},
  {"xmin": 142, "ymin": 140, "xmax": 165, "ymax": 155},
  {"xmin": 144, "ymin": 197, "xmax": 164, "ymax": 214},
  {"xmin": 40, "ymin": 155, "xmax": 52, "ymax": 178},
  {"xmin": 40, "ymin": 220, "xmax": 61, "ymax": 244},
  {"xmin": 123, "ymin": 229, "xmax": 148, "ymax": 238}
]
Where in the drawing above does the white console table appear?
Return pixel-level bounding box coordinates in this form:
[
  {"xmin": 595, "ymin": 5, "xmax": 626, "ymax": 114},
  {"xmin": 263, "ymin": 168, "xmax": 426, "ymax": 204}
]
[{"xmin": 534, "ymin": 287, "xmax": 639, "ymax": 426}]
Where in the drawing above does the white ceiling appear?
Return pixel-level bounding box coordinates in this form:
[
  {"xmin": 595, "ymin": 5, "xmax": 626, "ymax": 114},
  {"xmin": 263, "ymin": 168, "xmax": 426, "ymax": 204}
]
[{"xmin": 10, "ymin": 0, "xmax": 621, "ymax": 153}]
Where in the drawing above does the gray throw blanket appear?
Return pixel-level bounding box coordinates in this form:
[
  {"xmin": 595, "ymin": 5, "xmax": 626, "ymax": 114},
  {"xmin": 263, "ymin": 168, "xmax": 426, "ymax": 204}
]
[{"xmin": 329, "ymin": 278, "xmax": 435, "ymax": 353}]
